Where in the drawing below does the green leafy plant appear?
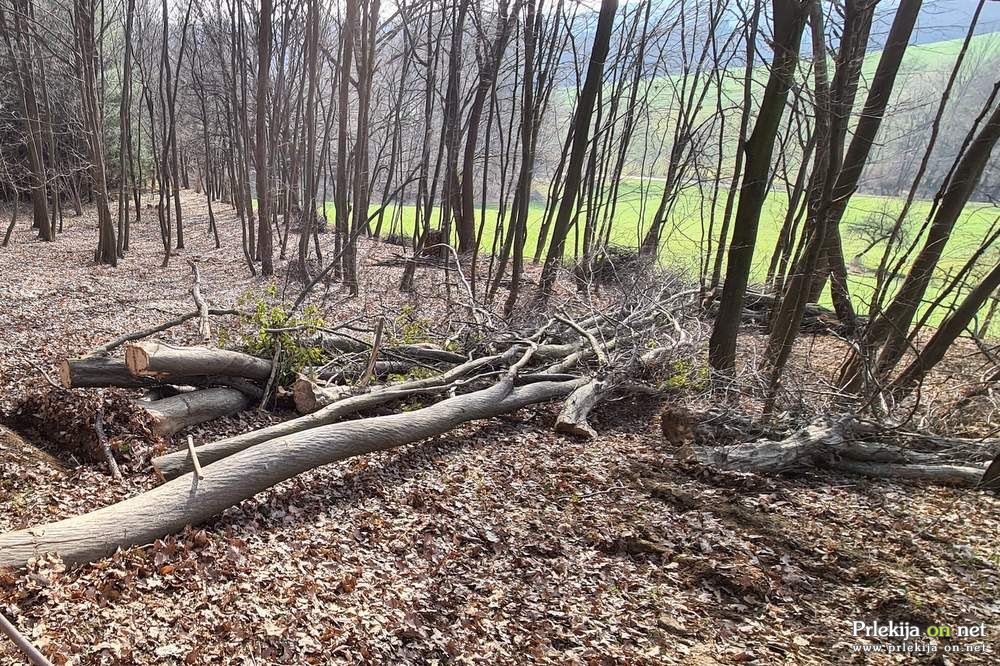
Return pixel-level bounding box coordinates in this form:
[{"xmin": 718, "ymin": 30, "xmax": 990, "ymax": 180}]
[
  {"xmin": 230, "ymin": 288, "xmax": 330, "ymax": 384},
  {"xmin": 391, "ymin": 305, "xmax": 436, "ymax": 345}
]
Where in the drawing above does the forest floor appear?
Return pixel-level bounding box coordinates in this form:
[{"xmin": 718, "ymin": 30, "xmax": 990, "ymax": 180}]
[{"xmin": 0, "ymin": 193, "xmax": 998, "ymax": 665}]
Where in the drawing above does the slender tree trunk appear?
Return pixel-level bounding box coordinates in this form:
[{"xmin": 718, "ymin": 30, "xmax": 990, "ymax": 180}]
[
  {"xmin": 708, "ymin": 0, "xmax": 807, "ymax": 373},
  {"xmin": 538, "ymin": 0, "xmax": 618, "ymax": 298}
]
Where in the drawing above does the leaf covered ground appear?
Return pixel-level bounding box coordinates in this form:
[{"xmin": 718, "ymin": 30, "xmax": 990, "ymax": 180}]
[{"xmin": 0, "ymin": 195, "xmax": 998, "ymax": 664}]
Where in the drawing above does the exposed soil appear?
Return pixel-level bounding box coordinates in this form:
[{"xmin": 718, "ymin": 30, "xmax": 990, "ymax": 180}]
[{"xmin": 0, "ymin": 194, "xmax": 997, "ymax": 664}]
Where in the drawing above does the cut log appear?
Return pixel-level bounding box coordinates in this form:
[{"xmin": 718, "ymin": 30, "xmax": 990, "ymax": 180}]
[
  {"xmin": 141, "ymin": 388, "xmax": 252, "ymax": 436},
  {"xmin": 152, "ymin": 354, "xmax": 505, "ymax": 478},
  {"xmin": 125, "ymin": 341, "xmax": 272, "ymax": 381},
  {"xmin": 555, "ymin": 378, "xmax": 608, "ymax": 439},
  {"xmin": 60, "ymin": 356, "xmax": 263, "ymax": 399},
  {"xmin": 0, "ymin": 377, "xmax": 586, "ymax": 568},
  {"xmin": 61, "ymin": 357, "xmax": 160, "ymax": 389},
  {"xmin": 292, "ymin": 377, "xmax": 357, "ymax": 414}
]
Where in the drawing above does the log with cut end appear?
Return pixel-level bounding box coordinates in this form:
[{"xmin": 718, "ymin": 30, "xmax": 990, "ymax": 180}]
[
  {"xmin": 0, "ymin": 376, "xmax": 586, "ymax": 568},
  {"xmin": 125, "ymin": 341, "xmax": 272, "ymax": 381},
  {"xmin": 141, "ymin": 388, "xmax": 252, "ymax": 436},
  {"xmin": 61, "ymin": 357, "xmax": 161, "ymax": 389},
  {"xmin": 292, "ymin": 377, "xmax": 357, "ymax": 414},
  {"xmin": 60, "ymin": 356, "xmax": 263, "ymax": 399},
  {"xmin": 555, "ymin": 378, "xmax": 608, "ymax": 439}
]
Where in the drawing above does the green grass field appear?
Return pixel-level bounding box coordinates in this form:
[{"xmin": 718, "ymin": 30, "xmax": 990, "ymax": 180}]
[{"xmin": 333, "ymin": 179, "xmax": 998, "ymax": 332}]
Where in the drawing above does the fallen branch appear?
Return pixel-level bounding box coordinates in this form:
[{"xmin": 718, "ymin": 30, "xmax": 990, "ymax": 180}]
[
  {"xmin": 187, "ymin": 260, "xmax": 212, "ymax": 344},
  {"xmin": 93, "ymin": 407, "xmax": 122, "ymax": 481},
  {"xmin": 153, "ymin": 354, "xmax": 504, "ymax": 478},
  {"xmin": 86, "ymin": 308, "xmax": 238, "ymax": 357},
  {"xmin": 0, "ymin": 610, "xmax": 52, "ymax": 666}
]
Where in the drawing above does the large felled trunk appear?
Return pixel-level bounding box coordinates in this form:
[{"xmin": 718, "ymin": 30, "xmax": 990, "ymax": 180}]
[
  {"xmin": 0, "ymin": 377, "xmax": 584, "ymax": 568},
  {"xmin": 125, "ymin": 341, "xmax": 272, "ymax": 381},
  {"xmin": 691, "ymin": 417, "xmax": 988, "ymax": 486}
]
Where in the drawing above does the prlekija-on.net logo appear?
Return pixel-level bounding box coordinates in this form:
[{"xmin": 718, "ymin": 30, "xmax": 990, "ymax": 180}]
[{"xmin": 849, "ymin": 620, "xmax": 994, "ymax": 656}]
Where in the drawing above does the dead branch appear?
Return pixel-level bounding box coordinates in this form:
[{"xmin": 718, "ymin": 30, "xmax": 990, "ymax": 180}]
[{"xmin": 187, "ymin": 260, "xmax": 212, "ymax": 344}]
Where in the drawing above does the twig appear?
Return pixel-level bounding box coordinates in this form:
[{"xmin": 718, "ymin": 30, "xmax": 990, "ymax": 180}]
[
  {"xmin": 358, "ymin": 318, "xmax": 385, "ymax": 389},
  {"xmin": 259, "ymin": 341, "xmax": 282, "ymax": 412},
  {"xmin": 86, "ymin": 308, "xmax": 239, "ymax": 357},
  {"xmin": 0, "ymin": 609, "xmax": 54, "ymax": 666},
  {"xmin": 556, "ymin": 311, "xmax": 608, "ymax": 365},
  {"xmin": 187, "ymin": 435, "xmax": 204, "ymax": 480},
  {"xmin": 26, "ymin": 360, "xmax": 61, "ymax": 389},
  {"xmin": 187, "ymin": 260, "xmax": 212, "ymax": 344},
  {"xmin": 93, "ymin": 407, "xmax": 122, "ymax": 482}
]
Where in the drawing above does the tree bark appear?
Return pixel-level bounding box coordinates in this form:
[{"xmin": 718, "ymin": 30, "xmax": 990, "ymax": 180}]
[
  {"xmin": 554, "ymin": 378, "xmax": 608, "ymax": 439},
  {"xmin": 153, "ymin": 353, "xmax": 505, "ymax": 478},
  {"xmin": 142, "ymin": 388, "xmax": 251, "ymax": 436},
  {"xmin": 125, "ymin": 341, "xmax": 272, "ymax": 381},
  {"xmin": 708, "ymin": 0, "xmax": 807, "ymax": 372},
  {"xmin": 538, "ymin": 0, "xmax": 618, "ymax": 297}
]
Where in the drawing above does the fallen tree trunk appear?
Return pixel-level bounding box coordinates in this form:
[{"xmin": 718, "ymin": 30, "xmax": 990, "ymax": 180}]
[
  {"xmin": 831, "ymin": 460, "xmax": 987, "ymax": 486},
  {"xmin": 0, "ymin": 376, "xmax": 586, "ymax": 568},
  {"xmin": 691, "ymin": 417, "xmax": 988, "ymax": 486},
  {"xmin": 142, "ymin": 388, "xmax": 252, "ymax": 436},
  {"xmin": 61, "ymin": 357, "xmax": 161, "ymax": 389},
  {"xmin": 153, "ymin": 354, "xmax": 504, "ymax": 478},
  {"xmin": 125, "ymin": 341, "xmax": 272, "ymax": 381},
  {"xmin": 60, "ymin": 356, "xmax": 263, "ymax": 399}
]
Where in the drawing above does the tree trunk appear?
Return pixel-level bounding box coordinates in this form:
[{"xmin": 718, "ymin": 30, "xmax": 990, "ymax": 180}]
[
  {"xmin": 125, "ymin": 341, "xmax": 272, "ymax": 381},
  {"xmin": 708, "ymin": 0, "xmax": 807, "ymax": 372},
  {"xmin": 538, "ymin": 0, "xmax": 617, "ymax": 297},
  {"xmin": 255, "ymin": 0, "xmax": 274, "ymax": 276},
  {"xmin": 153, "ymin": 353, "xmax": 503, "ymax": 478}
]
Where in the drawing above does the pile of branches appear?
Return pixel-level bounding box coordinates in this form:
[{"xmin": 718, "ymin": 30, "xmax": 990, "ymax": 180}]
[
  {"xmin": 0, "ymin": 280, "xmax": 703, "ymax": 568},
  {"xmin": 702, "ymin": 288, "xmax": 866, "ymax": 335}
]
